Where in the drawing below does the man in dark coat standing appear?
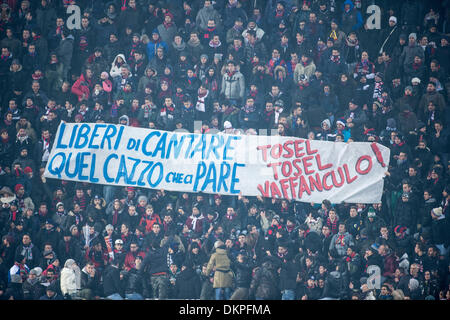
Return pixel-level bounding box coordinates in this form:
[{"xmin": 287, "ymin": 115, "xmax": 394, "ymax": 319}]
[
  {"xmin": 230, "ymin": 252, "xmax": 254, "ymax": 300},
  {"xmin": 343, "ymin": 99, "xmax": 368, "ymax": 140},
  {"xmin": 378, "ymin": 16, "xmax": 401, "ymax": 56},
  {"xmin": 395, "ymin": 193, "xmax": 415, "ymax": 232},
  {"xmin": 103, "ymin": 258, "xmax": 124, "ymax": 300},
  {"xmin": 55, "ymin": 28, "xmax": 74, "ymax": 81},
  {"xmin": 140, "ymin": 239, "xmax": 170, "ymax": 299}
]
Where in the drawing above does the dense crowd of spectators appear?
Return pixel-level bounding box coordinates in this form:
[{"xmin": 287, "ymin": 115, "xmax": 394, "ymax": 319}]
[{"xmin": 0, "ymin": 0, "xmax": 449, "ymax": 300}]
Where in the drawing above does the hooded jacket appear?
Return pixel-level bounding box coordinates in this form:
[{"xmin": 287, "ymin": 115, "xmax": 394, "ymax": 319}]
[
  {"xmin": 148, "ymin": 36, "xmax": 168, "ymax": 63},
  {"xmin": 22, "ymin": 275, "xmax": 46, "ymax": 300},
  {"xmin": 110, "ymin": 54, "xmax": 127, "ymax": 78},
  {"xmin": 60, "ymin": 259, "xmax": 81, "ymax": 296},
  {"xmin": 71, "ymin": 72, "xmax": 93, "ymax": 102},
  {"xmin": 341, "ymin": 0, "xmax": 363, "ymax": 33}
]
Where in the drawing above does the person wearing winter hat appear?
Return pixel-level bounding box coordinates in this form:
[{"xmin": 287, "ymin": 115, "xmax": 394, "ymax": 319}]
[
  {"xmin": 272, "ymin": 215, "xmax": 281, "ymax": 224},
  {"xmin": 40, "ymin": 281, "xmax": 63, "ymax": 300},
  {"xmin": 41, "ymin": 250, "xmax": 57, "ymax": 272},
  {"xmin": 23, "ymin": 267, "xmax": 45, "ymax": 300},
  {"xmin": 411, "ymin": 77, "xmax": 421, "ymax": 85},
  {"xmin": 23, "ymin": 166, "xmax": 33, "ymax": 175},
  {"xmin": 0, "ymin": 186, "xmax": 16, "ymax": 205},
  {"xmin": 430, "ymin": 207, "xmax": 443, "ymax": 218},
  {"xmin": 14, "ymin": 184, "xmax": 24, "ymax": 195},
  {"xmin": 134, "ymin": 193, "xmax": 146, "ymax": 208},
  {"xmin": 318, "ymin": 118, "xmax": 333, "ymax": 141},
  {"xmin": 367, "ymin": 207, "xmax": 381, "ymax": 226},
  {"xmin": 101, "ymin": 71, "xmax": 113, "ymax": 93},
  {"xmin": 407, "ymin": 278, "xmax": 421, "ymax": 298},
  {"xmin": 31, "ymin": 267, "xmax": 43, "ymax": 278},
  {"xmin": 336, "ymin": 119, "xmax": 346, "ymax": 127},
  {"xmin": 223, "ymin": 120, "xmax": 233, "ymax": 132},
  {"xmin": 11, "ymin": 58, "xmax": 20, "ymax": 66}
]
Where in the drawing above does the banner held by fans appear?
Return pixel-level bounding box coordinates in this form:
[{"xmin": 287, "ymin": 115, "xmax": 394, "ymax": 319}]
[{"xmin": 44, "ymin": 122, "xmax": 390, "ymax": 204}]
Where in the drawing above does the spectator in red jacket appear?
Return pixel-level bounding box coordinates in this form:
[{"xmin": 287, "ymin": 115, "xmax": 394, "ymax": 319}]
[
  {"xmin": 71, "ymin": 67, "xmax": 94, "ymax": 102},
  {"xmin": 123, "ymin": 241, "xmax": 146, "ymax": 271}
]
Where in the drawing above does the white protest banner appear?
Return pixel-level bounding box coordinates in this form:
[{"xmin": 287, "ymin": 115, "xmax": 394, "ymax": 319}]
[{"xmin": 44, "ymin": 122, "xmax": 390, "ymax": 203}]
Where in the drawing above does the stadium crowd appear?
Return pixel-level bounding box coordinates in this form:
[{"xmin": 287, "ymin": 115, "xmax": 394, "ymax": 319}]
[{"xmin": 0, "ymin": 0, "xmax": 449, "ymax": 300}]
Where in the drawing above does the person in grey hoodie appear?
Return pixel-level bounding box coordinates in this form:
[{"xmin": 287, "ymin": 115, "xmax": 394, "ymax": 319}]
[
  {"xmin": 119, "ymin": 114, "xmax": 130, "ymax": 126},
  {"xmin": 329, "ymin": 222, "xmax": 355, "ymax": 258}
]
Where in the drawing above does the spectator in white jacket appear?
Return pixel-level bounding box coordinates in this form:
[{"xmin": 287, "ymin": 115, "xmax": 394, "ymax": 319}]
[{"xmin": 60, "ymin": 259, "xmax": 81, "ymax": 299}]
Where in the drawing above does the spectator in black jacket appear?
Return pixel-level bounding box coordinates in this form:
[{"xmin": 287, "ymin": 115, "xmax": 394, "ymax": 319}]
[
  {"xmin": 122, "ymin": 255, "xmax": 148, "ymax": 300},
  {"xmin": 102, "ymin": 258, "xmax": 123, "ymax": 300},
  {"xmin": 277, "ymin": 243, "xmax": 298, "ymax": 300},
  {"xmin": 395, "ymin": 193, "xmax": 415, "ymax": 232},
  {"xmin": 140, "ymin": 239, "xmax": 170, "ymax": 299},
  {"xmin": 230, "ymin": 253, "xmax": 254, "ymax": 300},
  {"xmin": 174, "ymin": 259, "xmax": 201, "ymax": 299},
  {"xmin": 79, "ymin": 261, "xmax": 102, "ymax": 300}
]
